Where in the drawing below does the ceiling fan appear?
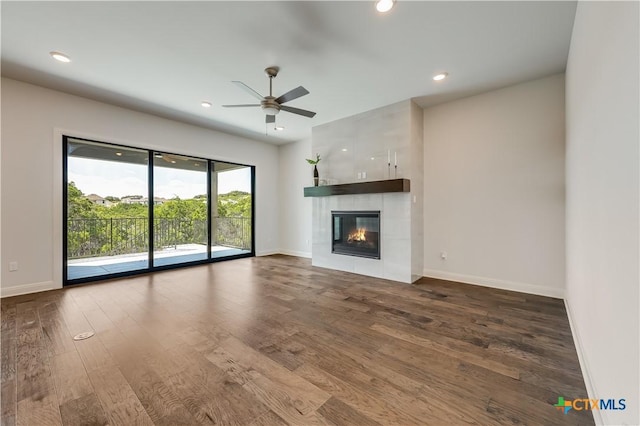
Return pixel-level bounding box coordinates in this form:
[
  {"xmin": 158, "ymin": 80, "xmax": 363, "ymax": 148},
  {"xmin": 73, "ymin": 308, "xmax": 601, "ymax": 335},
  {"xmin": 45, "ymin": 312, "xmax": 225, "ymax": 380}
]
[{"xmin": 223, "ymin": 66, "xmax": 316, "ymax": 124}]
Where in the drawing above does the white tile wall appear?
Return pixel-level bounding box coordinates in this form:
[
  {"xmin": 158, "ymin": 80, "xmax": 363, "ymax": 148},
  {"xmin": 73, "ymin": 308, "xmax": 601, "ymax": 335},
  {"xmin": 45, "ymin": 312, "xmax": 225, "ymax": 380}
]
[{"xmin": 312, "ymin": 100, "xmax": 412, "ymax": 184}]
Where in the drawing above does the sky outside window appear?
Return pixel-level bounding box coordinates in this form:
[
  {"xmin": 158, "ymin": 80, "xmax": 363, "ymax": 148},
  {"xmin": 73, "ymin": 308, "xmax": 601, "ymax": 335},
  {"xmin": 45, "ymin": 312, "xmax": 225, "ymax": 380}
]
[{"xmin": 68, "ymin": 157, "xmax": 251, "ymax": 198}]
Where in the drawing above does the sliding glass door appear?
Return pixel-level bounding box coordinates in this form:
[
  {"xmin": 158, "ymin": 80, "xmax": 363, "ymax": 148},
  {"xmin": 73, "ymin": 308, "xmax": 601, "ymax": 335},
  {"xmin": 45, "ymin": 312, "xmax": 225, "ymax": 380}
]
[
  {"xmin": 64, "ymin": 136, "xmax": 254, "ymax": 284},
  {"xmin": 211, "ymin": 161, "xmax": 253, "ymax": 258},
  {"xmin": 153, "ymin": 152, "xmax": 209, "ymax": 267},
  {"xmin": 65, "ymin": 139, "xmax": 149, "ymax": 281}
]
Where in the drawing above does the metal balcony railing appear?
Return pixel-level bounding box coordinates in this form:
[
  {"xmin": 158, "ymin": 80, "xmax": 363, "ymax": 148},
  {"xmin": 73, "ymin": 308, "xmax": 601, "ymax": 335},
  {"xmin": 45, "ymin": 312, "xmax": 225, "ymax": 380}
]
[{"xmin": 67, "ymin": 217, "xmax": 251, "ymax": 259}]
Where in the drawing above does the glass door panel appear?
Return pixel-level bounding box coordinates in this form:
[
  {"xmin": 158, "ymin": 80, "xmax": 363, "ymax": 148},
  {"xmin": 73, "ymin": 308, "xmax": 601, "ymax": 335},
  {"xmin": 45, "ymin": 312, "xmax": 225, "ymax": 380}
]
[
  {"xmin": 66, "ymin": 138, "xmax": 149, "ymax": 281},
  {"xmin": 211, "ymin": 161, "xmax": 253, "ymax": 259},
  {"xmin": 153, "ymin": 152, "xmax": 208, "ymax": 267}
]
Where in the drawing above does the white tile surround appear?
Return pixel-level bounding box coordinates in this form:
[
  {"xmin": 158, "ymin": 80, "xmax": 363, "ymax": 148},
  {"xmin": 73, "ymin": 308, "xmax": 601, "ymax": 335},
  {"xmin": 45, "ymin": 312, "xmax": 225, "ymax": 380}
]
[
  {"xmin": 311, "ymin": 100, "xmax": 423, "ymax": 284},
  {"xmin": 312, "ymin": 193, "xmax": 413, "ymax": 283}
]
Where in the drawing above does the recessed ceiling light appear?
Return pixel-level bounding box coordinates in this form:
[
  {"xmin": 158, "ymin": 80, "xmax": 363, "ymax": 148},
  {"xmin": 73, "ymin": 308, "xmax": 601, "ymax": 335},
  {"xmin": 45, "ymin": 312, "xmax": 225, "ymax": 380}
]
[
  {"xmin": 154, "ymin": 153, "xmax": 163, "ymax": 158},
  {"xmin": 341, "ymin": 148, "xmax": 348, "ymax": 152},
  {"xmin": 274, "ymin": 126, "xmax": 285, "ymax": 131},
  {"xmin": 171, "ymin": 160, "xmax": 176, "ymax": 164},
  {"xmin": 115, "ymin": 152, "xmax": 122, "ymax": 156},
  {"xmin": 376, "ymin": 0, "xmax": 394, "ymax": 13},
  {"xmin": 433, "ymin": 73, "xmax": 448, "ymax": 81},
  {"xmin": 371, "ymin": 157, "xmax": 375, "ymax": 160},
  {"xmin": 50, "ymin": 51, "xmax": 71, "ymax": 63},
  {"xmin": 201, "ymin": 101, "xmax": 212, "ymax": 108}
]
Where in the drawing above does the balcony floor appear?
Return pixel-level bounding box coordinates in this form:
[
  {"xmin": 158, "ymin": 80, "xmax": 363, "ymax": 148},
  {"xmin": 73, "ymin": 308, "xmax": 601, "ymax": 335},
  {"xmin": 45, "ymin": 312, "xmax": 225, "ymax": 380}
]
[{"xmin": 67, "ymin": 244, "xmax": 250, "ymax": 281}]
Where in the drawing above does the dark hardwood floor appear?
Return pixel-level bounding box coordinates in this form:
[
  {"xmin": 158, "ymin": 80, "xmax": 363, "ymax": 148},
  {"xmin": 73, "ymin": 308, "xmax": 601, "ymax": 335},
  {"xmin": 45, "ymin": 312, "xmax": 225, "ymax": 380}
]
[{"xmin": 1, "ymin": 255, "xmax": 593, "ymax": 425}]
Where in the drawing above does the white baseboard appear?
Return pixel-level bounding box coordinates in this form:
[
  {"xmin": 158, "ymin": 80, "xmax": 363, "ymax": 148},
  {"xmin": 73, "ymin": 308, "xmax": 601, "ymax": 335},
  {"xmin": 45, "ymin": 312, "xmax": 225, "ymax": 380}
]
[
  {"xmin": 422, "ymin": 268, "xmax": 564, "ymax": 299},
  {"xmin": 564, "ymin": 299, "xmax": 601, "ymax": 425},
  {"xmin": 256, "ymin": 249, "xmax": 280, "ymax": 256},
  {"xmin": 256, "ymin": 249, "xmax": 312, "ymax": 258},
  {"xmin": 278, "ymin": 249, "xmax": 312, "ymax": 258},
  {"xmin": 1, "ymin": 281, "xmax": 59, "ymax": 298}
]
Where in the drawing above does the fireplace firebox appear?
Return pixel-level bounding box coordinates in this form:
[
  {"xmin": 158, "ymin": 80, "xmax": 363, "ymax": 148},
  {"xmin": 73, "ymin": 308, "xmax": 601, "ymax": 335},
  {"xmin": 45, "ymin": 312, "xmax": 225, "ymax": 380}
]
[{"xmin": 332, "ymin": 211, "xmax": 380, "ymax": 259}]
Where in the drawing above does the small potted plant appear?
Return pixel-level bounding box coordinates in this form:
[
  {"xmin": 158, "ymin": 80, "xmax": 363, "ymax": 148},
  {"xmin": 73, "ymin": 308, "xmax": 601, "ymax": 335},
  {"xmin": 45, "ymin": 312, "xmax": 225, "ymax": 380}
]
[{"xmin": 306, "ymin": 154, "xmax": 321, "ymax": 186}]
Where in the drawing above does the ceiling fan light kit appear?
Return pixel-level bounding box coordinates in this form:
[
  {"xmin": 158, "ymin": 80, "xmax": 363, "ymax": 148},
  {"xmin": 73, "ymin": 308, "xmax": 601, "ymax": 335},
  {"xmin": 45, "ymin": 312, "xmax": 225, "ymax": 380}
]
[{"xmin": 223, "ymin": 66, "xmax": 316, "ymax": 124}]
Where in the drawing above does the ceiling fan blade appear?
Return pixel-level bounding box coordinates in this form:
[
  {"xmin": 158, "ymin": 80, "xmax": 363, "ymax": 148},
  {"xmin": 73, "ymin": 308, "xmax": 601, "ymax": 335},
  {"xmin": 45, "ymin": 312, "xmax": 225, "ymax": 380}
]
[
  {"xmin": 275, "ymin": 86, "xmax": 309, "ymax": 104},
  {"xmin": 280, "ymin": 105, "xmax": 316, "ymax": 118},
  {"xmin": 266, "ymin": 115, "xmax": 276, "ymax": 124},
  {"xmin": 222, "ymin": 104, "xmax": 261, "ymax": 108},
  {"xmin": 231, "ymin": 81, "xmax": 264, "ymax": 100}
]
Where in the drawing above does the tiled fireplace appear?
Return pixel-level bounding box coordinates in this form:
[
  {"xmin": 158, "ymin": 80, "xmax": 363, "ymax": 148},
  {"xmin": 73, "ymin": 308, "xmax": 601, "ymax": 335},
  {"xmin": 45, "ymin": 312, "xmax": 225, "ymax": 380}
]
[
  {"xmin": 332, "ymin": 210, "xmax": 380, "ymax": 259},
  {"xmin": 310, "ymin": 190, "xmax": 418, "ymax": 283},
  {"xmin": 308, "ymin": 99, "xmax": 424, "ymax": 284}
]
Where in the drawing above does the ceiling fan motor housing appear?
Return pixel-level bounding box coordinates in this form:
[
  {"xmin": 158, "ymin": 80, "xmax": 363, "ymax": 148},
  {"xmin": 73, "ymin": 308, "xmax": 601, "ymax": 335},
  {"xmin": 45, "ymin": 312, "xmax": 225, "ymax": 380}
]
[{"xmin": 261, "ymin": 97, "xmax": 280, "ymax": 115}]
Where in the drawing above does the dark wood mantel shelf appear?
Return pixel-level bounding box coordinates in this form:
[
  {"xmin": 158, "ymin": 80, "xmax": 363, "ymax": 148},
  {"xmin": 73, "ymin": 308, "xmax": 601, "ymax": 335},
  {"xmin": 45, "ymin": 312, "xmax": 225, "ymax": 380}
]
[{"xmin": 303, "ymin": 178, "xmax": 410, "ymax": 197}]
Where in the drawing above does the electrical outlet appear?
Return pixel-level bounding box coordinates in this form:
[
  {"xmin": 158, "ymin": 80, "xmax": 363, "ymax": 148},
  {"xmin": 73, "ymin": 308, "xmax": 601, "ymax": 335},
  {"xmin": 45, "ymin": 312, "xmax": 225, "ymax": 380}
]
[
  {"xmin": 9, "ymin": 261, "xmax": 18, "ymax": 272},
  {"xmin": 357, "ymin": 172, "xmax": 362, "ymax": 179},
  {"xmin": 362, "ymin": 171, "xmax": 367, "ymax": 179},
  {"xmin": 440, "ymin": 251, "xmax": 447, "ymax": 260}
]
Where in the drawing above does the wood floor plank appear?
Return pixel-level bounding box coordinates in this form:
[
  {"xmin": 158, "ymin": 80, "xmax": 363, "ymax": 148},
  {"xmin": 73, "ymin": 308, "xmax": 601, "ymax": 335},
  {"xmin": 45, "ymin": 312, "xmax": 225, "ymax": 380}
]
[
  {"xmin": 206, "ymin": 378, "xmax": 272, "ymax": 425},
  {"xmin": 50, "ymin": 350, "xmax": 94, "ymax": 405},
  {"xmin": 152, "ymin": 406, "xmax": 202, "ymax": 426},
  {"xmin": 83, "ymin": 308, "xmax": 128, "ymax": 349},
  {"xmin": 56, "ymin": 294, "xmax": 94, "ymax": 338},
  {"xmin": 1, "ymin": 255, "xmax": 593, "ymax": 425},
  {"xmin": 112, "ymin": 350, "xmax": 196, "ymax": 423},
  {"xmin": 15, "ymin": 306, "xmax": 60, "ymax": 423},
  {"xmin": 2, "ymin": 304, "xmax": 17, "ymax": 384},
  {"xmin": 16, "ymin": 392, "xmax": 62, "ymax": 426},
  {"xmin": 241, "ymin": 373, "xmax": 333, "ymax": 426},
  {"xmin": 1, "ymin": 303, "xmax": 18, "ymax": 425},
  {"xmin": 247, "ymin": 410, "xmax": 288, "ymax": 426},
  {"xmin": 59, "ymin": 393, "xmax": 109, "ymax": 426},
  {"xmin": 87, "ymin": 366, "xmax": 154, "ymax": 426},
  {"xmin": 317, "ymin": 396, "xmax": 381, "ymax": 426},
  {"xmin": 1, "ymin": 379, "xmax": 17, "ymax": 423},
  {"xmin": 74, "ymin": 335, "xmax": 116, "ymax": 372},
  {"xmin": 39, "ymin": 313, "xmax": 77, "ymax": 356}
]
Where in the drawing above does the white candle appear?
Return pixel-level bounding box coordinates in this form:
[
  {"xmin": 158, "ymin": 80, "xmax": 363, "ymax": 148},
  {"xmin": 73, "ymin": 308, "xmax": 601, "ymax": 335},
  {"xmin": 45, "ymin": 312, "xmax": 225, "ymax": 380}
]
[
  {"xmin": 394, "ymin": 152, "xmax": 397, "ymax": 166},
  {"xmin": 387, "ymin": 150, "xmax": 390, "ymax": 164}
]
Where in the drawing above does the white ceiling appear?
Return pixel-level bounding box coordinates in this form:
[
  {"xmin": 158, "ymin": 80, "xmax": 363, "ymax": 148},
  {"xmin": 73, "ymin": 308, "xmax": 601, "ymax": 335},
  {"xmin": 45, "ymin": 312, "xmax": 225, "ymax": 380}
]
[{"xmin": 1, "ymin": 1, "xmax": 577, "ymax": 145}]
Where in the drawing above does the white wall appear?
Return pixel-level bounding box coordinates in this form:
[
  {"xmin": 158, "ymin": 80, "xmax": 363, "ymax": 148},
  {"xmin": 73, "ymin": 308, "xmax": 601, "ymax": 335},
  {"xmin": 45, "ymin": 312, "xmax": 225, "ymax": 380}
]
[
  {"xmin": 1, "ymin": 78, "xmax": 280, "ymax": 297},
  {"xmin": 278, "ymin": 138, "xmax": 312, "ymax": 257},
  {"xmin": 423, "ymin": 74, "xmax": 566, "ymax": 298},
  {"xmin": 565, "ymin": 2, "xmax": 639, "ymax": 425}
]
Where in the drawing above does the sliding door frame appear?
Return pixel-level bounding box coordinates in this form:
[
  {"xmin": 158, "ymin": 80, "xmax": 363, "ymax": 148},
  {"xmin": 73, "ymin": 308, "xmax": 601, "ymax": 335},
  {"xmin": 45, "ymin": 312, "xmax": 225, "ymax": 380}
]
[{"xmin": 63, "ymin": 135, "xmax": 255, "ymax": 286}]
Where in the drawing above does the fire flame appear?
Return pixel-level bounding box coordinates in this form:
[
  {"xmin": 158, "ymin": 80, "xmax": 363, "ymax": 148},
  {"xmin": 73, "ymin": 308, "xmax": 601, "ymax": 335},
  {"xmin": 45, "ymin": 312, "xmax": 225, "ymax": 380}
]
[{"xmin": 347, "ymin": 228, "xmax": 367, "ymax": 242}]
